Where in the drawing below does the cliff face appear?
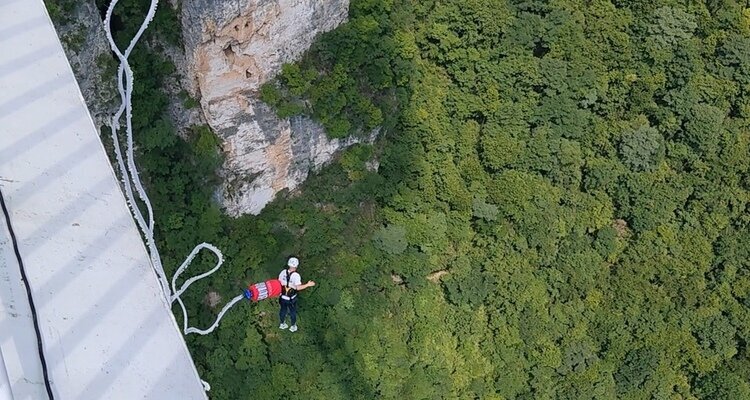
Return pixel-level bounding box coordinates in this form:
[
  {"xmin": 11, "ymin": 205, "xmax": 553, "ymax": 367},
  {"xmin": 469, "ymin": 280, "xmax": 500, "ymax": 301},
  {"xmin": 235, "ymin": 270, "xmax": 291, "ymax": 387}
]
[
  {"xmin": 181, "ymin": 0, "xmax": 355, "ymax": 215},
  {"xmin": 52, "ymin": 0, "xmax": 118, "ymax": 130},
  {"xmin": 182, "ymin": 0, "xmax": 348, "ymax": 100},
  {"xmin": 55, "ymin": 0, "xmax": 360, "ymax": 216}
]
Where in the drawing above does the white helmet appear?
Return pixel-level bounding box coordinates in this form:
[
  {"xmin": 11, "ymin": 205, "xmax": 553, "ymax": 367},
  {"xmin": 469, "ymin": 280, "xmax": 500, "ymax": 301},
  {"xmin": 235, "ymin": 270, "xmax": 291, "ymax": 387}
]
[{"xmin": 287, "ymin": 257, "xmax": 299, "ymax": 268}]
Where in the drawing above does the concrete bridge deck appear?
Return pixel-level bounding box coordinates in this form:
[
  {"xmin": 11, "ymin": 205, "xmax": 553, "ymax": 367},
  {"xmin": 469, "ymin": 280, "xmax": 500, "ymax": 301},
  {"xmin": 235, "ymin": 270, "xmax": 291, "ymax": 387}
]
[{"xmin": 0, "ymin": 0, "xmax": 207, "ymax": 398}]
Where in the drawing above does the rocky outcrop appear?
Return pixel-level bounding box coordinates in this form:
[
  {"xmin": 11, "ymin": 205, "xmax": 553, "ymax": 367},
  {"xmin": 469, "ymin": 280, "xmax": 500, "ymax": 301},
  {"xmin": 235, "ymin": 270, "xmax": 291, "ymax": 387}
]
[
  {"xmin": 181, "ymin": 0, "xmax": 356, "ymax": 215},
  {"xmin": 219, "ymin": 105, "xmax": 378, "ymax": 215},
  {"xmin": 181, "ymin": 0, "xmax": 348, "ymax": 97},
  {"xmin": 156, "ymin": 41, "xmax": 207, "ymax": 138}
]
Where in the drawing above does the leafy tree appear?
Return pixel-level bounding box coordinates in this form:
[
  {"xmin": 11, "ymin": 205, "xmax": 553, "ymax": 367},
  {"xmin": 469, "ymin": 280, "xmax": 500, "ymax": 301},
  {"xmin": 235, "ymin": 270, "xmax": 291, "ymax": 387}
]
[
  {"xmin": 614, "ymin": 347, "xmax": 659, "ymax": 395},
  {"xmin": 372, "ymin": 224, "xmax": 408, "ymax": 255},
  {"xmin": 682, "ymin": 103, "xmax": 725, "ymax": 157},
  {"xmin": 620, "ymin": 119, "xmax": 665, "ymax": 172},
  {"xmin": 696, "ymin": 368, "xmax": 750, "ymax": 400}
]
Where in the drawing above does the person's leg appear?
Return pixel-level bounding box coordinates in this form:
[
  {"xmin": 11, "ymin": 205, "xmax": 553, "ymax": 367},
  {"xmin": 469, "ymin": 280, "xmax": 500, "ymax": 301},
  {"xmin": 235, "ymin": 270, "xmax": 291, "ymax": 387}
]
[
  {"xmin": 279, "ymin": 299, "xmax": 288, "ymax": 324},
  {"xmin": 289, "ymin": 299, "xmax": 297, "ymax": 326}
]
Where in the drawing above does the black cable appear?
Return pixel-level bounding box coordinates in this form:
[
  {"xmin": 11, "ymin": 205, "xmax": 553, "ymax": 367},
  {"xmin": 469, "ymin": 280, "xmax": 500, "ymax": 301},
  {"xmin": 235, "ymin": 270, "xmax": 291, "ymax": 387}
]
[{"xmin": 0, "ymin": 187, "xmax": 54, "ymax": 399}]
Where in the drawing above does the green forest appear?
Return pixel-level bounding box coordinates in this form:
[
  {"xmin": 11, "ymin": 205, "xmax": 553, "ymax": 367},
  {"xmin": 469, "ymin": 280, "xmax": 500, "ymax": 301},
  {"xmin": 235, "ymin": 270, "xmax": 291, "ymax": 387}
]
[{"xmin": 53, "ymin": 0, "xmax": 750, "ymax": 398}]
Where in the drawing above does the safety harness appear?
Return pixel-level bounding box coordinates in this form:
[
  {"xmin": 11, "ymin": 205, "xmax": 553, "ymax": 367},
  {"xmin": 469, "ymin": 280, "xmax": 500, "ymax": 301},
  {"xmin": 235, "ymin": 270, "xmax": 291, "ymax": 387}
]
[{"xmin": 282, "ymin": 269, "xmax": 298, "ymax": 300}]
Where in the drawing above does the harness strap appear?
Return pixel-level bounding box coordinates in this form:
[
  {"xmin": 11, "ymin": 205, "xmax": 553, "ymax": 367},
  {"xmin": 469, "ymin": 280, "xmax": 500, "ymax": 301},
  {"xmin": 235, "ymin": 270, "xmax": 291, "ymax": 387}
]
[{"xmin": 283, "ymin": 268, "xmax": 298, "ymax": 299}]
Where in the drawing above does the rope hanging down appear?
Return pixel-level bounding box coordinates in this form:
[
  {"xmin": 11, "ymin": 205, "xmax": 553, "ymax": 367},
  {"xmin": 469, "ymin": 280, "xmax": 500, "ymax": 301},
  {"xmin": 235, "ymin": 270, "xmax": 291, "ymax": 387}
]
[
  {"xmin": 104, "ymin": 0, "xmax": 242, "ymax": 341},
  {"xmin": 103, "ymin": 0, "xmax": 166, "ymax": 296}
]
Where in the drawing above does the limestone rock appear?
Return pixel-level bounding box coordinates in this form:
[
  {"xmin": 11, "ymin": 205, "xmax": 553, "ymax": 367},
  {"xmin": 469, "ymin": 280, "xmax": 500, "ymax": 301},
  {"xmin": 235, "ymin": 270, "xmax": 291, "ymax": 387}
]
[
  {"xmin": 182, "ymin": 0, "xmax": 348, "ymax": 98},
  {"xmin": 181, "ymin": 0, "xmax": 358, "ymax": 215},
  {"xmin": 217, "ymin": 99, "xmax": 377, "ymax": 216}
]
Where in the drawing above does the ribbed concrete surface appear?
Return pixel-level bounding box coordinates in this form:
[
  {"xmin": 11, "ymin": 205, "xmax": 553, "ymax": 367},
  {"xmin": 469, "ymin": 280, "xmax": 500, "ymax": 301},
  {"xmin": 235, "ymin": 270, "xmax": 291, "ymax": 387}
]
[{"xmin": 0, "ymin": 0, "xmax": 207, "ymax": 398}]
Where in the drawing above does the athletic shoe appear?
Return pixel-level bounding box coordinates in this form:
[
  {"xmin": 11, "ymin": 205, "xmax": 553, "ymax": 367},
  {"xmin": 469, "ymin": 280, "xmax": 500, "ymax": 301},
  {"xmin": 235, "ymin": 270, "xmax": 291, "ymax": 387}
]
[
  {"xmin": 289, "ymin": 325, "xmax": 298, "ymax": 332},
  {"xmin": 279, "ymin": 323, "xmax": 289, "ymax": 330}
]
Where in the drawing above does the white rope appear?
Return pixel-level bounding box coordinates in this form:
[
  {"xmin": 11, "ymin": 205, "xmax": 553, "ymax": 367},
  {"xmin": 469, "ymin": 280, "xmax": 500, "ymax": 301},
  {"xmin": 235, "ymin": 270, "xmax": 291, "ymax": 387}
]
[
  {"xmin": 103, "ymin": 0, "xmax": 167, "ymax": 296},
  {"xmin": 170, "ymin": 243, "xmax": 244, "ymax": 335},
  {"xmin": 103, "ymin": 0, "xmax": 245, "ymax": 381}
]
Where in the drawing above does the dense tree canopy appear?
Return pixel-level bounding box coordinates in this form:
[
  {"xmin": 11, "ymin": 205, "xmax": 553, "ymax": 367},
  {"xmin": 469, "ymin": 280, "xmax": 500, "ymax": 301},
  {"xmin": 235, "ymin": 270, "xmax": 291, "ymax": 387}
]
[{"xmin": 79, "ymin": 0, "xmax": 750, "ymax": 398}]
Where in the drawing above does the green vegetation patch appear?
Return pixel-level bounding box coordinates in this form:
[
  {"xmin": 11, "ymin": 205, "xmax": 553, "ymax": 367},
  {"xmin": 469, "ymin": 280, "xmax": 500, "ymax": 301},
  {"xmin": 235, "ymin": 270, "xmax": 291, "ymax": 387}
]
[{"xmin": 78, "ymin": 0, "xmax": 750, "ymax": 398}]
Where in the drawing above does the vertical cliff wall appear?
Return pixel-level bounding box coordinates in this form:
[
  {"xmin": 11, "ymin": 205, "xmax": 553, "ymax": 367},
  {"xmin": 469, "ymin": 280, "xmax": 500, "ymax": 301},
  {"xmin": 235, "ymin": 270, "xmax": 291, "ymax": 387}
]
[
  {"xmin": 181, "ymin": 0, "xmax": 358, "ymax": 215},
  {"xmin": 51, "ymin": 0, "xmax": 118, "ymax": 130}
]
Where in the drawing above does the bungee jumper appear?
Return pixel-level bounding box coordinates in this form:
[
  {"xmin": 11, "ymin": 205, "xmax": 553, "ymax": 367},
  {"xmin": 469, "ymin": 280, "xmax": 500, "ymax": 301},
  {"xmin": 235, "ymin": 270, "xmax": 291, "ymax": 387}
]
[
  {"xmin": 242, "ymin": 257, "xmax": 316, "ymax": 332},
  {"xmin": 277, "ymin": 257, "xmax": 316, "ymax": 332}
]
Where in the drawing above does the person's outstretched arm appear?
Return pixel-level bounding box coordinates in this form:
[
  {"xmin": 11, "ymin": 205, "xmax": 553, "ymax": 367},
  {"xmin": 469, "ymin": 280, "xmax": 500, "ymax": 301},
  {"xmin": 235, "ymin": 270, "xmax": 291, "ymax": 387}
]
[{"xmin": 296, "ymin": 281, "xmax": 316, "ymax": 291}]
